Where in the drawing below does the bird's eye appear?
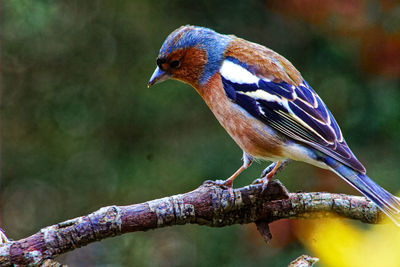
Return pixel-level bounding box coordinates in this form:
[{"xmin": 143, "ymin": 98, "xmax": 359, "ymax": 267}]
[
  {"xmin": 157, "ymin": 58, "xmax": 166, "ymax": 68},
  {"xmin": 170, "ymin": 60, "xmax": 180, "ymax": 68}
]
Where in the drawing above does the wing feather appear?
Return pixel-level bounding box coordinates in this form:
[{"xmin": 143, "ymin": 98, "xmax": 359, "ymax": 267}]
[{"xmin": 220, "ymin": 58, "xmax": 366, "ymax": 174}]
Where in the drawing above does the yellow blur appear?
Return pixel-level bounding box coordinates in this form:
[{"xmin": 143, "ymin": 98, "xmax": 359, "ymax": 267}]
[{"xmin": 297, "ymin": 218, "xmax": 400, "ymax": 267}]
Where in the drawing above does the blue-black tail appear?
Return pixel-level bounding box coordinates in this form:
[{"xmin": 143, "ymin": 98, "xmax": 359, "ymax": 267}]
[{"xmin": 324, "ymin": 156, "xmax": 400, "ymax": 226}]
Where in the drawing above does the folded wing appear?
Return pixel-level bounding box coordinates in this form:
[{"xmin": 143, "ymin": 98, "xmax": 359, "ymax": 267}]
[{"xmin": 219, "ymin": 57, "xmax": 366, "ymax": 174}]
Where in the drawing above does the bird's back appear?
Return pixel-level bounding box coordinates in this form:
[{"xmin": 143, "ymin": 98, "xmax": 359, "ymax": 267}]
[{"xmin": 219, "ymin": 36, "xmax": 366, "ymax": 174}]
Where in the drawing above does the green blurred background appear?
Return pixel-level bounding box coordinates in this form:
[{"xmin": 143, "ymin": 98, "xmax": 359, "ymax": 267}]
[{"xmin": 1, "ymin": 0, "xmax": 400, "ymax": 266}]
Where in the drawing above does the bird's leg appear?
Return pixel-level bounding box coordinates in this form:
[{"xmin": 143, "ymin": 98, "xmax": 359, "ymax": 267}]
[
  {"xmin": 260, "ymin": 159, "xmax": 291, "ymax": 179},
  {"xmin": 223, "ymin": 152, "xmax": 253, "ymax": 198},
  {"xmin": 205, "ymin": 152, "xmax": 253, "ymax": 199},
  {"xmin": 252, "ymin": 159, "xmax": 291, "ymax": 190}
]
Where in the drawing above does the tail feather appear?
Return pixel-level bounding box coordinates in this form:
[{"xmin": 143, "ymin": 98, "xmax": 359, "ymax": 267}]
[{"xmin": 324, "ymin": 156, "xmax": 400, "ymax": 226}]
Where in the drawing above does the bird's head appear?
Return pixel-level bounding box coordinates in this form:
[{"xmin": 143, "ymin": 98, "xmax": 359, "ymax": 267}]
[{"xmin": 148, "ymin": 25, "xmax": 232, "ymax": 88}]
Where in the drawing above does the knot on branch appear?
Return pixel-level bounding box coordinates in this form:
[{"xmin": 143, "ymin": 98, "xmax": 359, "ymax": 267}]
[{"xmin": 198, "ymin": 180, "xmax": 290, "ymax": 227}]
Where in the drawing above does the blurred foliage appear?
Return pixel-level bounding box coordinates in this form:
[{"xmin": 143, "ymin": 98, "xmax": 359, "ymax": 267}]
[
  {"xmin": 1, "ymin": 0, "xmax": 399, "ymax": 266},
  {"xmin": 297, "ymin": 217, "xmax": 400, "ymax": 267}
]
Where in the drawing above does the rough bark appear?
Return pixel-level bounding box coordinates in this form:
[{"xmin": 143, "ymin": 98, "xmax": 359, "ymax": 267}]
[
  {"xmin": 289, "ymin": 255, "xmax": 319, "ymax": 267},
  {"xmin": 0, "ymin": 180, "xmax": 383, "ymax": 266}
]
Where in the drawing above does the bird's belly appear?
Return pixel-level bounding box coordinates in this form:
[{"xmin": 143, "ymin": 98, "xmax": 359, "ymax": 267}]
[
  {"xmin": 212, "ymin": 102, "xmax": 330, "ymax": 169},
  {"xmin": 281, "ymin": 141, "xmax": 330, "ymax": 170},
  {"xmin": 197, "ymin": 74, "xmax": 330, "ymax": 169},
  {"xmin": 216, "ymin": 103, "xmax": 285, "ymax": 160},
  {"xmin": 199, "ymin": 76, "xmax": 286, "ymax": 160}
]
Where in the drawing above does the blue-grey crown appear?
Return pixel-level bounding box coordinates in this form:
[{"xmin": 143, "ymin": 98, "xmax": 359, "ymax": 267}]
[{"xmin": 159, "ymin": 26, "xmax": 232, "ymax": 84}]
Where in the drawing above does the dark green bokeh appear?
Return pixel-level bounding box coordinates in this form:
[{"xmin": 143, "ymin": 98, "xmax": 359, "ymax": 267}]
[{"xmin": 2, "ymin": 1, "xmax": 400, "ymax": 266}]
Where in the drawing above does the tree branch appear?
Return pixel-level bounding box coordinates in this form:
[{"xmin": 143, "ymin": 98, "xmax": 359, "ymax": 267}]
[
  {"xmin": 0, "ymin": 180, "xmax": 383, "ymax": 266},
  {"xmin": 289, "ymin": 255, "xmax": 319, "ymax": 267}
]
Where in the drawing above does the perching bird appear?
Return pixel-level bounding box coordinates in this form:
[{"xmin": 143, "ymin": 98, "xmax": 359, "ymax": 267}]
[{"xmin": 148, "ymin": 25, "xmax": 400, "ymax": 225}]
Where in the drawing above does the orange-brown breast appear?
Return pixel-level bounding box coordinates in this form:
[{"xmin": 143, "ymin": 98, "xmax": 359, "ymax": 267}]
[
  {"xmin": 195, "ymin": 73, "xmax": 285, "ymax": 160},
  {"xmin": 225, "ymin": 38, "xmax": 303, "ymax": 86}
]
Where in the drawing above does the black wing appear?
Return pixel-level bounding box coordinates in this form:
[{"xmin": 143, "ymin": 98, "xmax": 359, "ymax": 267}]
[{"xmin": 220, "ymin": 59, "xmax": 366, "ymax": 174}]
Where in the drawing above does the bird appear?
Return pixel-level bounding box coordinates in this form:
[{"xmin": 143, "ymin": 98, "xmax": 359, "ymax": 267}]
[{"xmin": 147, "ymin": 25, "xmax": 400, "ymax": 225}]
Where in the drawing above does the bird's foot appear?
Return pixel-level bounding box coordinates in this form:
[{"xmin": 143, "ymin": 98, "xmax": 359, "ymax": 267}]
[
  {"xmin": 252, "ymin": 174, "xmax": 273, "ymax": 192},
  {"xmin": 252, "ymin": 160, "xmax": 285, "ymax": 192},
  {"xmin": 203, "ymin": 154, "xmax": 254, "ymax": 202}
]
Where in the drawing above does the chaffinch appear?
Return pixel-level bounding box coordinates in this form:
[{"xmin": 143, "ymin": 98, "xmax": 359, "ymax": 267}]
[{"xmin": 148, "ymin": 25, "xmax": 400, "ymax": 225}]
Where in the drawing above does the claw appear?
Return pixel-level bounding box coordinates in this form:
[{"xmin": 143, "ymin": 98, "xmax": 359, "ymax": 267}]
[
  {"xmin": 261, "ymin": 179, "xmax": 269, "ymax": 193},
  {"xmin": 253, "ymin": 159, "xmax": 292, "ymax": 188},
  {"xmin": 253, "ymin": 160, "xmax": 287, "ymax": 192},
  {"xmin": 253, "ymin": 176, "xmax": 270, "ymax": 193},
  {"xmin": 227, "ymin": 187, "xmax": 234, "ymax": 202},
  {"xmin": 204, "ymin": 152, "xmax": 254, "ymax": 202}
]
